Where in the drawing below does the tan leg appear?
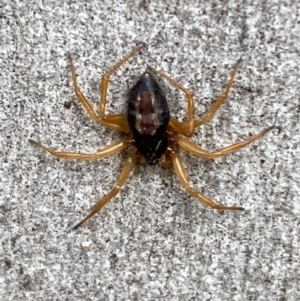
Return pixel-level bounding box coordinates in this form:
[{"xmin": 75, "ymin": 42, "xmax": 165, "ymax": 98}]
[
  {"xmin": 194, "ymin": 58, "xmax": 242, "ymax": 127},
  {"xmin": 169, "ymin": 117, "xmax": 194, "ymax": 137},
  {"xmin": 68, "ymin": 53, "xmax": 99, "ymax": 123},
  {"xmin": 29, "ymin": 139, "xmax": 132, "ymax": 160},
  {"xmin": 169, "ymin": 150, "xmax": 244, "ymax": 210},
  {"xmin": 177, "ymin": 125, "xmax": 275, "ymax": 159},
  {"xmin": 148, "ymin": 67, "xmax": 195, "ymax": 137},
  {"xmin": 73, "ymin": 154, "xmax": 136, "ymax": 228},
  {"xmin": 99, "ymin": 44, "xmax": 145, "ymax": 129},
  {"xmin": 69, "ymin": 48, "xmax": 141, "ymax": 133},
  {"xmin": 99, "ymin": 114, "xmax": 130, "ymax": 133}
]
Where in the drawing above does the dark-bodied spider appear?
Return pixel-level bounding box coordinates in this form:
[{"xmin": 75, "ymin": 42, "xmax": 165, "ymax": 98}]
[{"xmin": 29, "ymin": 44, "xmax": 275, "ymax": 229}]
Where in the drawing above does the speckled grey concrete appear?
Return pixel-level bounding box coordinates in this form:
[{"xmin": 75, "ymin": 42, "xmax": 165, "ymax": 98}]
[{"xmin": 1, "ymin": 1, "xmax": 299, "ymax": 300}]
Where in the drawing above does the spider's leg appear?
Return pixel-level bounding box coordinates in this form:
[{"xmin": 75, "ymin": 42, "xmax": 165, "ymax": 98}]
[
  {"xmin": 169, "ymin": 150, "xmax": 244, "ymax": 210},
  {"xmin": 177, "ymin": 125, "xmax": 275, "ymax": 159},
  {"xmin": 148, "ymin": 67, "xmax": 195, "ymax": 137},
  {"xmin": 194, "ymin": 58, "xmax": 242, "ymax": 127},
  {"xmin": 29, "ymin": 139, "xmax": 132, "ymax": 160},
  {"xmin": 99, "ymin": 44, "xmax": 145, "ymax": 132},
  {"xmin": 68, "ymin": 53, "xmax": 99, "ymax": 123},
  {"xmin": 69, "ymin": 54, "xmax": 129, "ymax": 132},
  {"xmin": 73, "ymin": 154, "xmax": 136, "ymax": 229}
]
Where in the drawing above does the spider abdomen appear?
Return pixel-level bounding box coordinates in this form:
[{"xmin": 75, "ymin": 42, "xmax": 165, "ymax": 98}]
[{"xmin": 128, "ymin": 70, "xmax": 170, "ymax": 165}]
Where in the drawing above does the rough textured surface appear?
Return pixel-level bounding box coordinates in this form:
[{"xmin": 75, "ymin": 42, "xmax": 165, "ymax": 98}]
[{"xmin": 1, "ymin": 1, "xmax": 299, "ymax": 300}]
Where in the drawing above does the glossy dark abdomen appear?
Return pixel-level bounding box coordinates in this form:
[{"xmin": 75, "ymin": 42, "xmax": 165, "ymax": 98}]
[{"xmin": 127, "ymin": 70, "xmax": 170, "ymax": 165}]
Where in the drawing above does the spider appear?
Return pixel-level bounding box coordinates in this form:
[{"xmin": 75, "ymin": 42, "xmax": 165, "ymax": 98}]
[{"xmin": 29, "ymin": 44, "xmax": 275, "ymax": 229}]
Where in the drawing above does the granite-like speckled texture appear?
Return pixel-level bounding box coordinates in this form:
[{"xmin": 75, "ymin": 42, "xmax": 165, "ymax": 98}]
[{"xmin": 1, "ymin": 1, "xmax": 299, "ymax": 300}]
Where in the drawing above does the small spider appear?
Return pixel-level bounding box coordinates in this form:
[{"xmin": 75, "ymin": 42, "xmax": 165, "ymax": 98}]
[{"xmin": 29, "ymin": 44, "xmax": 275, "ymax": 229}]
